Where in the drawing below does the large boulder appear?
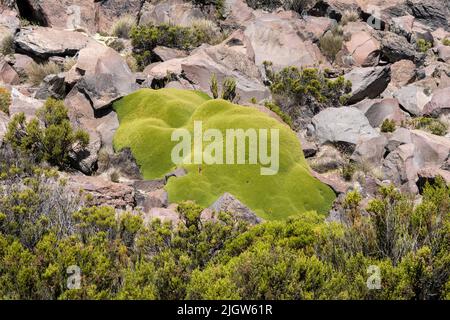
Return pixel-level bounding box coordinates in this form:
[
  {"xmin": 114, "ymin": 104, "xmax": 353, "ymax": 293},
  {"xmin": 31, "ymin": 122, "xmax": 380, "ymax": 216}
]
[
  {"xmin": 351, "ymin": 135, "xmax": 388, "ymax": 166},
  {"xmin": 311, "ymin": 107, "xmax": 380, "ymax": 147},
  {"xmin": 223, "ymin": 0, "xmax": 255, "ymax": 27},
  {"xmin": 35, "ymin": 73, "xmax": 66, "ymax": 100},
  {"xmin": 393, "ymin": 84, "xmax": 431, "ymax": 116},
  {"xmin": 406, "ymin": 0, "xmax": 449, "ymax": 31},
  {"xmin": 73, "ymin": 45, "xmax": 138, "ymax": 110},
  {"xmin": 344, "ymin": 66, "xmax": 391, "ymax": 104},
  {"xmin": 14, "ymin": 26, "xmax": 92, "ymax": 59},
  {"xmin": 340, "ymin": 22, "xmax": 381, "ymax": 67},
  {"xmin": 437, "ymin": 45, "xmax": 450, "ymax": 63},
  {"xmin": 390, "ymin": 60, "xmax": 416, "ymax": 87},
  {"xmin": 243, "ymin": 12, "xmax": 327, "ymax": 70},
  {"xmin": 9, "ymin": 88, "xmax": 43, "ymax": 120},
  {"xmin": 422, "ymin": 87, "xmax": 450, "ymax": 117}
]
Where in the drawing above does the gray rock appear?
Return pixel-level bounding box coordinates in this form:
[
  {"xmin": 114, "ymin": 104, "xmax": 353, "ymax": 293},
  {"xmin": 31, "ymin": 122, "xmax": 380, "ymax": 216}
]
[
  {"xmin": 364, "ymin": 98, "xmax": 406, "ymax": 127},
  {"xmin": 312, "ymin": 107, "xmax": 380, "ymax": 147},
  {"xmin": 344, "ymin": 66, "xmax": 391, "ymax": 104},
  {"xmin": 35, "ymin": 73, "xmax": 66, "ymax": 100},
  {"xmin": 209, "ymin": 192, "xmax": 262, "ymax": 225},
  {"xmin": 393, "ymin": 85, "xmax": 431, "ymax": 116},
  {"xmin": 381, "ymin": 32, "xmax": 418, "ymax": 63},
  {"xmin": 351, "ymin": 136, "xmax": 388, "ymax": 166},
  {"xmin": 407, "ymin": 0, "xmax": 449, "ymax": 30},
  {"xmin": 153, "ymin": 46, "xmax": 188, "ymax": 61},
  {"xmin": 422, "ymin": 87, "xmax": 450, "ymax": 117}
]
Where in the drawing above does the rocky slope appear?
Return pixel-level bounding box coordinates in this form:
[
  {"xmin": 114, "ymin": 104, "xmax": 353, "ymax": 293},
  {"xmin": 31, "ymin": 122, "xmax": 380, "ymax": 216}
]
[{"xmin": 1, "ymin": 0, "xmax": 449, "ymax": 223}]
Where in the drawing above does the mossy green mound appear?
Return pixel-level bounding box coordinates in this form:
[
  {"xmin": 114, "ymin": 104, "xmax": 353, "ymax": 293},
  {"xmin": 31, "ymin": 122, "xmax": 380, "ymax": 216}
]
[{"xmin": 113, "ymin": 88, "xmax": 335, "ymax": 220}]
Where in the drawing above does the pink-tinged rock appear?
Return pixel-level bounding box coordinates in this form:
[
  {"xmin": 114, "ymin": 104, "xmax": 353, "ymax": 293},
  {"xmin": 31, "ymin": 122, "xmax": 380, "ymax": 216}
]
[
  {"xmin": 411, "ymin": 130, "xmax": 450, "ymax": 168},
  {"xmin": 437, "ymin": 45, "xmax": 450, "ymax": 63},
  {"xmin": 68, "ymin": 175, "xmax": 135, "ymax": 210},
  {"xmin": 390, "ymin": 60, "xmax": 416, "ymax": 87},
  {"xmin": 10, "ymin": 54, "xmax": 34, "ymax": 76},
  {"xmin": 382, "ymin": 143, "xmax": 418, "ymax": 193},
  {"xmin": 244, "ymin": 13, "xmax": 328, "ymax": 70},
  {"xmin": 143, "ymin": 204, "xmax": 180, "ymax": 225},
  {"xmin": 417, "ymin": 167, "xmax": 450, "ymax": 185},
  {"xmin": 341, "ymin": 22, "xmax": 380, "ymax": 67},
  {"xmin": 141, "ymin": 189, "xmax": 169, "ymax": 212},
  {"xmin": 223, "ymin": 0, "xmax": 255, "ymax": 26},
  {"xmin": 351, "ymin": 135, "xmax": 388, "ymax": 166},
  {"xmin": 311, "ymin": 170, "xmax": 348, "ymax": 195},
  {"xmin": 139, "ymin": 0, "xmax": 205, "ymax": 27},
  {"xmin": 0, "ymin": 61, "xmax": 19, "ymax": 85},
  {"xmin": 364, "ymin": 98, "xmax": 407, "ymax": 127},
  {"xmin": 9, "ymin": 87, "xmax": 43, "ymax": 119},
  {"xmin": 0, "ymin": 111, "xmax": 9, "ymax": 142},
  {"xmin": 422, "ymin": 87, "xmax": 450, "ymax": 116}
]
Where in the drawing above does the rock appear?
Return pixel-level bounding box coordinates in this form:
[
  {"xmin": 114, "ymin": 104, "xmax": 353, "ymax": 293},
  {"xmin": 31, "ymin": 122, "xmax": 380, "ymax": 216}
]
[
  {"xmin": 243, "ymin": 12, "xmax": 327, "ymax": 70},
  {"xmin": 311, "ymin": 170, "xmax": 348, "ymax": 195},
  {"xmin": 96, "ymin": 111, "xmax": 119, "ymax": 154},
  {"xmin": 209, "ymin": 192, "xmax": 262, "ymax": 225},
  {"xmin": 340, "ymin": 22, "xmax": 381, "ymax": 67},
  {"xmin": 153, "ymin": 46, "xmax": 188, "ymax": 62},
  {"xmin": 134, "ymin": 179, "xmax": 165, "ymax": 193},
  {"xmin": 382, "ymin": 143, "xmax": 418, "ymax": 193},
  {"xmin": 308, "ymin": 145, "xmax": 346, "ymax": 173},
  {"xmin": 143, "ymin": 204, "xmax": 180, "ymax": 225},
  {"xmin": 297, "ymin": 132, "xmax": 318, "ymax": 158},
  {"xmin": 312, "ymin": 107, "xmax": 380, "ymax": 147},
  {"xmin": 422, "ymin": 87, "xmax": 450, "ymax": 117},
  {"xmin": 9, "ymin": 87, "xmax": 43, "ymax": 119},
  {"xmin": 344, "ymin": 66, "xmax": 391, "ymax": 104},
  {"xmin": 68, "ymin": 175, "xmax": 134, "ymax": 209},
  {"xmin": 351, "ymin": 135, "xmax": 388, "ymax": 166},
  {"xmin": 35, "ymin": 73, "xmax": 66, "ymax": 100},
  {"xmin": 139, "ymin": 189, "xmax": 169, "ymax": 212},
  {"xmin": 164, "ymin": 167, "xmax": 187, "ymax": 184},
  {"xmin": 381, "ymin": 31, "xmax": 418, "ymax": 63},
  {"xmin": 411, "ymin": 130, "xmax": 450, "ymax": 168},
  {"xmin": 390, "ymin": 60, "xmax": 416, "ymax": 87},
  {"xmin": 407, "ymin": 0, "xmax": 449, "ymax": 31},
  {"xmin": 14, "ymin": 26, "xmax": 92, "ymax": 59},
  {"xmin": 364, "ymin": 98, "xmax": 407, "ymax": 127},
  {"xmin": 417, "ymin": 167, "xmax": 450, "ymax": 192},
  {"xmin": 0, "ymin": 111, "xmax": 9, "ymax": 142},
  {"xmin": 393, "ymin": 84, "xmax": 431, "ymax": 116},
  {"xmin": 139, "ymin": 0, "xmax": 205, "ymax": 27},
  {"xmin": 108, "ymin": 148, "xmax": 141, "ymax": 180},
  {"xmin": 386, "ymin": 127, "xmax": 413, "ymax": 152},
  {"xmin": 223, "ymin": 0, "xmax": 255, "ymax": 26},
  {"xmin": 438, "ymin": 45, "xmax": 450, "ymax": 63},
  {"xmin": 0, "ymin": 61, "xmax": 19, "ymax": 85},
  {"xmin": 0, "ymin": 8, "xmax": 19, "ymax": 35},
  {"xmin": 9, "ymin": 54, "xmax": 34, "ymax": 76},
  {"xmin": 74, "ymin": 47, "xmax": 138, "ymax": 109},
  {"xmin": 297, "ymin": 16, "xmax": 335, "ymax": 42}
]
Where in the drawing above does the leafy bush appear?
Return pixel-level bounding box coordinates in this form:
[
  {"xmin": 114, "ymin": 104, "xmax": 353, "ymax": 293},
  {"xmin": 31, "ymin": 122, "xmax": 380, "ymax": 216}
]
[
  {"xmin": 130, "ymin": 23, "xmax": 221, "ymax": 69},
  {"xmin": 221, "ymin": 78, "xmax": 237, "ymax": 102},
  {"xmin": 4, "ymin": 98, "xmax": 89, "ymax": 168},
  {"xmin": 0, "ymin": 33, "xmax": 14, "ymax": 55},
  {"xmin": 412, "ymin": 117, "xmax": 448, "ymax": 136},
  {"xmin": 341, "ymin": 162, "xmax": 356, "ymax": 181},
  {"xmin": 319, "ymin": 25, "xmax": 344, "ymax": 62},
  {"xmin": 443, "ymin": 38, "xmax": 450, "ymax": 46},
  {"xmin": 111, "ymin": 15, "xmax": 135, "ymax": 39},
  {"xmin": 0, "ymin": 87, "xmax": 11, "ymax": 115},
  {"xmin": 264, "ymin": 101, "xmax": 293, "ymax": 128},
  {"xmin": 267, "ymin": 65, "xmax": 352, "ymax": 108},
  {"xmin": 417, "ymin": 38, "xmax": 433, "ymax": 53},
  {"xmin": 26, "ymin": 61, "xmax": 61, "ymax": 86},
  {"xmin": 381, "ymin": 118, "xmax": 396, "ymax": 133},
  {"xmin": 210, "ymin": 73, "xmax": 219, "ymax": 99}
]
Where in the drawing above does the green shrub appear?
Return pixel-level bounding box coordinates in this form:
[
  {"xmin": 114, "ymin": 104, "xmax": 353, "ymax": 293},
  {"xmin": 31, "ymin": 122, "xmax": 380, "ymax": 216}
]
[
  {"xmin": 108, "ymin": 38, "xmax": 125, "ymax": 52},
  {"xmin": 264, "ymin": 101, "xmax": 293, "ymax": 128},
  {"xmin": 319, "ymin": 25, "xmax": 344, "ymax": 62},
  {"xmin": 341, "ymin": 162, "xmax": 356, "ymax": 181},
  {"xmin": 130, "ymin": 22, "xmax": 222, "ymax": 69},
  {"xmin": 267, "ymin": 66, "xmax": 352, "ymax": 107},
  {"xmin": 443, "ymin": 38, "xmax": 450, "ymax": 46},
  {"xmin": 0, "ymin": 87, "xmax": 11, "ymax": 115},
  {"xmin": 412, "ymin": 117, "xmax": 448, "ymax": 136},
  {"xmin": 381, "ymin": 118, "xmax": 396, "ymax": 133},
  {"xmin": 110, "ymin": 170, "xmax": 120, "ymax": 183},
  {"xmin": 221, "ymin": 78, "xmax": 237, "ymax": 102},
  {"xmin": 111, "ymin": 15, "xmax": 135, "ymax": 39},
  {"xmin": 5, "ymin": 98, "xmax": 89, "ymax": 168},
  {"xmin": 210, "ymin": 73, "xmax": 219, "ymax": 99},
  {"xmin": 417, "ymin": 38, "xmax": 433, "ymax": 53},
  {"xmin": 26, "ymin": 61, "xmax": 61, "ymax": 86},
  {"xmin": 0, "ymin": 33, "xmax": 14, "ymax": 55}
]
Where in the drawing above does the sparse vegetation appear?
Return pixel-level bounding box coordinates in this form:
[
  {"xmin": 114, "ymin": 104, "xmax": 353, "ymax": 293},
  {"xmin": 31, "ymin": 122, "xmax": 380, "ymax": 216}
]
[
  {"xmin": 125, "ymin": 54, "xmax": 138, "ymax": 72},
  {"xmin": 210, "ymin": 73, "xmax": 219, "ymax": 99},
  {"xmin": 0, "ymin": 87, "xmax": 11, "ymax": 115},
  {"xmin": 341, "ymin": 162, "xmax": 356, "ymax": 181},
  {"xmin": 221, "ymin": 78, "xmax": 237, "ymax": 102},
  {"xmin": 63, "ymin": 57, "xmax": 77, "ymax": 72},
  {"xmin": 25, "ymin": 61, "xmax": 61, "ymax": 86},
  {"xmin": 110, "ymin": 170, "xmax": 120, "ymax": 183},
  {"xmin": 412, "ymin": 117, "xmax": 448, "ymax": 136},
  {"xmin": 381, "ymin": 118, "xmax": 396, "ymax": 133},
  {"xmin": 264, "ymin": 101, "xmax": 293, "ymax": 128},
  {"xmin": 111, "ymin": 15, "xmax": 135, "ymax": 39},
  {"xmin": 340, "ymin": 10, "xmax": 360, "ymax": 25},
  {"xmin": 108, "ymin": 38, "xmax": 125, "ymax": 52},
  {"xmin": 0, "ymin": 33, "xmax": 14, "ymax": 56},
  {"xmin": 319, "ymin": 25, "xmax": 344, "ymax": 62},
  {"xmin": 443, "ymin": 38, "xmax": 450, "ymax": 46}
]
